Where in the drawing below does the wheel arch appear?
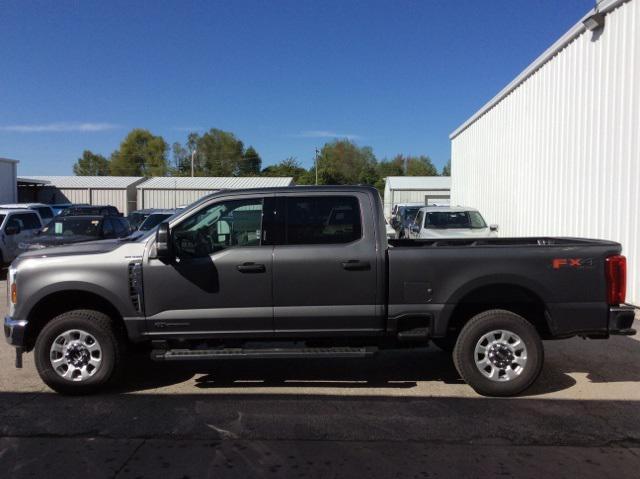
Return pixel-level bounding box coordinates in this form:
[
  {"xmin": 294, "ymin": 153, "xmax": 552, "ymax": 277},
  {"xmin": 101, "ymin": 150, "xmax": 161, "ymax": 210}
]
[
  {"xmin": 24, "ymin": 289, "xmax": 126, "ymax": 351},
  {"xmin": 439, "ymin": 276, "xmax": 553, "ymax": 339}
]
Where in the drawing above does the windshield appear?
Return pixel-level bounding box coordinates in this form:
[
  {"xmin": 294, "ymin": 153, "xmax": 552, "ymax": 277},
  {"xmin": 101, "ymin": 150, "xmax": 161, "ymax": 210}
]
[
  {"xmin": 128, "ymin": 212, "xmax": 150, "ymax": 229},
  {"xmin": 61, "ymin": 207, "xmax": 108, "ymax": 216},
  {"xmin": 403, "ymin": 206, "xmax": 421, "ymax": 222},
  {"xmin": 425, "ymin": 211, "xmax": 487, "ymax": 229},
  {"xmin": 40, "ymin": 218, "xmax": 103, "ymax": 237},
  {"xmin": 0, "ymin": 214, "xmax": 5, "ymax": 227},
  {"xmin": 139, "ymin": 213, "xmax": 173, "ymax": 231}
]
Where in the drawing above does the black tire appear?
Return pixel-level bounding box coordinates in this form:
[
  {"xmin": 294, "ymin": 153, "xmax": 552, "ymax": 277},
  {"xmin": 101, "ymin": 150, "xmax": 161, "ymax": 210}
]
[
  {"xmin": 453, "ymin": 309, "xmax": 543, "ymax": 397},
  {"xmin": 34, "ymin": 309, "xmax": 124, "ymax": 395}
]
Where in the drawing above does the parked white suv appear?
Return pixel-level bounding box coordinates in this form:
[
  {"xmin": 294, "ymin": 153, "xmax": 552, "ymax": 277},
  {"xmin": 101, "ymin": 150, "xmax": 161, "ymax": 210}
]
[
  {"xmin": 407, "ymin": 206, "xmax": 498, "ymax": 239},
  {"xmin": 0, "ymin": 203, "xmax": 54, "ymax": 225},
  {"xmin": 0, "ymin": 209, "xmax": 44, "ymax": 265}
]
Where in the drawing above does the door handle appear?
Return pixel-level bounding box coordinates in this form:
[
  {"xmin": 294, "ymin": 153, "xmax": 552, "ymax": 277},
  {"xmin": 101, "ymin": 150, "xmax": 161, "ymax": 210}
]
[
  {"xmin": 237, "ymin": 262, "xmax": 266, "ymax": 273},
  {"xmin": 341, "ymin": 260, "xmax": 371, "ymax": 271}
]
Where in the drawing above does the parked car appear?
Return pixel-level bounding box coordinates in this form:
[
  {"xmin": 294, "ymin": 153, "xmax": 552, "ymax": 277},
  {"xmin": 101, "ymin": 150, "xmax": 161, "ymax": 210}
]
[
  {"xmin": 391, "ymin": 203, "xmax": 423, "ymax": 238},
  {"xmin": 407, "ymin": 206, "xmax": 498, "ymax": 239},
  {"xmin": 50, "ymin": 203, "xmax": 76, "ymax": 216},
  {"xmin": 59, "ymin": 205, "xmax": 121, "ymax": 217},
  {"xmin": 384, "ymin": 218, "xmax": 396, "ymax": 240},
  {"xmin": 19, "ymin": 215, "xmax": 132, "ymax": 251},
  {"xmin": 0, "ymin": 203, "xmax": 54, "ymax": 226},
  {"xmin": 0, "ymin": 208, "xmax": 43, "ymax": 264},
  {"xmin": 138, "ymin": 209, "xmax": 180, "ymax": 231},
  {"xmin": 127, "ymin": 209, "xmax": 156, "ymax": 230},
  {"xmin": 4, "ymin": 186, "xmax": 636, "ymax": 397}
]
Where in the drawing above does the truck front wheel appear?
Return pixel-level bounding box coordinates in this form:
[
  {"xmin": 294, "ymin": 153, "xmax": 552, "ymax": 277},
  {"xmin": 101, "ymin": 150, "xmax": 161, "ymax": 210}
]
[
  {"xmin": 453, "ymin": 309, "xmax": 543, "ymax": 397},
  {"xmin": 34, "ymin": 309, "xmax": 124, "ymax": 395}
]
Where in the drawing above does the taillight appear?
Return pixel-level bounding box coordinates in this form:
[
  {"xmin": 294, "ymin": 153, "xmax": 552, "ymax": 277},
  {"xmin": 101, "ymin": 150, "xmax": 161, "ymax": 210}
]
[{"xmin": 605, "ymin": 255, "xmax": 626, "ymax": 305}]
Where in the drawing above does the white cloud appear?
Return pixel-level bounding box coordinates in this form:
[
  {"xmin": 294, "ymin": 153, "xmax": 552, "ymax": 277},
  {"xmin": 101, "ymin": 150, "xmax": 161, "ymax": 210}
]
[
  {"xmin": 0, "ymin": 122, "xmax": 120, "ymax": 133},
  {"xmin": 297, "ymin": 130, "xmax": 361, "ymax": 140}
]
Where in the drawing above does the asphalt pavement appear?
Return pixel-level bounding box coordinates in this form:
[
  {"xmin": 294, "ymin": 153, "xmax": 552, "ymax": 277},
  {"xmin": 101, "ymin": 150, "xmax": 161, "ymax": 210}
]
[{"xmin": 0, "ymin": 270, "xmax": 639, "ymax": 477}]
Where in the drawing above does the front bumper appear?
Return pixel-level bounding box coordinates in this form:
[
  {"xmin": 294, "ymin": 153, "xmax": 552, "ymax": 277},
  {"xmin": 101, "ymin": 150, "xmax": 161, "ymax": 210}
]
[
  {"xmin": 608, "ymin": 305, "xmax": 637, "ymax": 335},
  {"xmin": 4, "ymin": 316, "xmax": 27, "ymax": 348}
]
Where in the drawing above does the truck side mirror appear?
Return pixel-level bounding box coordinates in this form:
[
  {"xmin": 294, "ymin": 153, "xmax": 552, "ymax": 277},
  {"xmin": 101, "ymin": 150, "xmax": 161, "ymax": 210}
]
[
  {"xmin": 490, "ymin": 224, "xmax": 499, "ymax": 232},
  {"xmin": 411, "ymin": 224, "xmax": 420, "ymax": 233},
  {"xmin": 155, "ymin": 222, "xmax": 171, "ymax": 259},
  {"xmin": 5, "ymin": 225, "xmax": 21, "ymax": 235}
]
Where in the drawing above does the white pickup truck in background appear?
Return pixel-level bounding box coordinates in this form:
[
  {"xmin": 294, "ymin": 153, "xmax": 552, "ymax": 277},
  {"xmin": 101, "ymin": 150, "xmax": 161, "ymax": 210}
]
[{"xmin": 407, "ymin": 206, "xmax": 498, "ymax": 239}]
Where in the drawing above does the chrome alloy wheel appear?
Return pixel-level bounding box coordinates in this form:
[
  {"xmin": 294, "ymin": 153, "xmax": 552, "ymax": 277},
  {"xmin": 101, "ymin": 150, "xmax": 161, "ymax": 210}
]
[
  {"xmin": 49, "ymin": 329, "xmax": 102, "ymax": 382},
  {"xmin": 474, "ymin": 329, "xmax": 528, "ymax": 382}
]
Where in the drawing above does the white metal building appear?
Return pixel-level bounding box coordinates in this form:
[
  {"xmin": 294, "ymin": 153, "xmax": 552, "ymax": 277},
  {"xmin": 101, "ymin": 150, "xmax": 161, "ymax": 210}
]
[
  {"xmin": 0, "ymin": 158, "xmax": 18, "ymax": 203},
  {"xmin": 383, "ymin": 176, "xmax": 451, "ymax": 219},
  {"xmin": 450, "ymin": 0, "xmax": 639, "ymax": 303},
  {"xmin": 136, "ymin": 176, "xmax": 295, "ymax": 209},
  {"xmin": 26, "ymin": 176, "xmax": 145, "ymax": 215}
]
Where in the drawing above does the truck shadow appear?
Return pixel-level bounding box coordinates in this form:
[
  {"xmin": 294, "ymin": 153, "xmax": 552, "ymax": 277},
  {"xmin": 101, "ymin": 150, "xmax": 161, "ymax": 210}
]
[{"xmin": 114, "ymin": 330, "xmax": 640, "ymax": 397}]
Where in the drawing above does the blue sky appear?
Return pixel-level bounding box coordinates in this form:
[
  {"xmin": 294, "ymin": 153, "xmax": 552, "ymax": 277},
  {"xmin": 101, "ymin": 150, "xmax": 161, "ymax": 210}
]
[{"xmin": 1, "ymin": 0, "xmax": 593, "ymax": 176}]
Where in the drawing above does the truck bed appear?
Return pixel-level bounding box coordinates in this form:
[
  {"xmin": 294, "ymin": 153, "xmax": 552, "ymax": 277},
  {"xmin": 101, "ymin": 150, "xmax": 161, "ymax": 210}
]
[{"xmin": 387, "ymin": 236, "xmax": 623, "ymax": 338}]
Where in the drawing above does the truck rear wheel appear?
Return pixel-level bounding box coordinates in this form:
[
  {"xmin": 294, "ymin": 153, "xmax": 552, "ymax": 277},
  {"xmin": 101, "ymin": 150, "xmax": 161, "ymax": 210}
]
[
  {"xmin": 34, "ymin": 309, "xmax": 124, "ymax": 395},
  {"xmin": 453, "ymin": 309, "xmax": 543, "ymax": 397}
]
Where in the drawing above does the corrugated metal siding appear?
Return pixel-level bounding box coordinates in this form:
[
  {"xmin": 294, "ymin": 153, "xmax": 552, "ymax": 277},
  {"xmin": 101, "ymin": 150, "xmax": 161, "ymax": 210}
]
[
  {"xmin": 0, "ymin": 160, "xmax": 17, "ymax": 203},
  {"xmin": 138, "ymin": 176, "xmax": 294, "ymax": 189},
  {"xmin": 28, "ymin": 176, "xmax": 144, "ymax": 188},
  {"xmin": 138, "ymin": 189, "xmax": 220, "ymax": 209},
  {"xmin": 451, "ymin": 0, "xmax": 640, "ymax": 303}
]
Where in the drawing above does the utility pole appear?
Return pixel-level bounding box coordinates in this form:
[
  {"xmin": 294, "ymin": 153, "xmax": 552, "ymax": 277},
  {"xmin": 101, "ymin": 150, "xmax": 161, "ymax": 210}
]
[
  {"xmin": 315, "ymin": 148, "xmax": 320, "ymax": 185},
  {"xmin": 190, "ymin": 148, "xmax": 197, "ymax": 177}
]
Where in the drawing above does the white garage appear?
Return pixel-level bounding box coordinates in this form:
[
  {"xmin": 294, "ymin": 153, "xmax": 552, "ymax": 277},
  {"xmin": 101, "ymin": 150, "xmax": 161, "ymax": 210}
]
[
  {"xmin": 450, "ymin": 0, "xmax": 639, "ymax": 303},
  {"xmin": 383, "ymin": 176, "xmax": 451, "ymax": 219},
  {"xmin": 27, "ymin": 176, "xmax": 145, "ymax": 215},
  {"xmin": 136, "ymin": 176, "xmax": 295, "ymax": 209},
  {"xmin": 0, "ymin": 158, "xmax": 18, "ymax": 203}
]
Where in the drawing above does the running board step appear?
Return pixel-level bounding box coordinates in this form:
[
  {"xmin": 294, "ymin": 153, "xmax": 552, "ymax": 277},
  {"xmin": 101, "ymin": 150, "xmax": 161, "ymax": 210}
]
[{"xmin": 152, "ymin": 346, "xmax": 378, "ymax": 361}]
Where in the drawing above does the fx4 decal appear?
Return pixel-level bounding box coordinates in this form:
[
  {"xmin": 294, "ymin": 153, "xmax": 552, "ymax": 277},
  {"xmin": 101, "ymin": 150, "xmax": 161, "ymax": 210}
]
[{"xmin": 552, "ymin": 258, "xmax": 594, "ymax": 270}]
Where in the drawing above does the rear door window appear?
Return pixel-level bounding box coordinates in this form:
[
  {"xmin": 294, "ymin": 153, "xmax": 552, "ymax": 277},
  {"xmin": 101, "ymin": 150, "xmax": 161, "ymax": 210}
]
[{"xmin": 283, "ymin": 196, "xmax": 362, "ymax": 245}]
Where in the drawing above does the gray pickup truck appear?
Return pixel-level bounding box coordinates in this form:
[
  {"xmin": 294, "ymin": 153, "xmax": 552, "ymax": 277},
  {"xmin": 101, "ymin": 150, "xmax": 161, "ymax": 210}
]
[{"xmin": 4, "ymin": 186, "xmax": 636, "ymax": 396}]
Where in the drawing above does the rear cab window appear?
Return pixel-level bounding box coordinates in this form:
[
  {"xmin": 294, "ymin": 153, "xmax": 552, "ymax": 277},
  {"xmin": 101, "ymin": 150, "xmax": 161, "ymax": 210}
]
[{"xmin": 283, "ymin": 196, "xmax": 362, "ymax": 245}]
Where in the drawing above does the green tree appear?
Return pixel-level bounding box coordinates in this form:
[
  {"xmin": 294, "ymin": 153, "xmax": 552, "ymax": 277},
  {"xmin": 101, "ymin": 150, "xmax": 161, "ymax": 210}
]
[
  {"xmin": 377, "ymin": 156, "xmax": 405, "ymax": 178},
  {"xmin": 110, "ymin": 129, "xmax": 168, "ymax": 176},
  {"xmin": 441, "ymin": 159, "xmax": 451, "ymax": 176},
  {"xmin": 394, "ymin": 154, "xmax": 437, "ymax": 176},
  {"xmin": 316, "ymin": 140, "xmax": 378, "ymax": 185},
  {"xmin": 194, "ymin": 128, "xmax": 245, "ymax": 176},
  {"xmin": 73, "ymin": 150, "xmax": 110, "ymax": 176},
  {"xmin": 240, "ymin": 146, "xmax": 262, "ymax": 176},
  {"xmin": 262, "ymin": 157, "xmax": 308, "ymax": 183}
]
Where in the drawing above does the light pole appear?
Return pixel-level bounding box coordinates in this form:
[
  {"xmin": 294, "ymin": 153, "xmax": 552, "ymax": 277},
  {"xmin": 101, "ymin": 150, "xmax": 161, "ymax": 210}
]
[
  {"xmin": 315, "ymin": 148, "xmax": 319, "ymax": 185},
  {"xmin": 190, "ymin": 148, "xmax": 197, "ymax": 177}
]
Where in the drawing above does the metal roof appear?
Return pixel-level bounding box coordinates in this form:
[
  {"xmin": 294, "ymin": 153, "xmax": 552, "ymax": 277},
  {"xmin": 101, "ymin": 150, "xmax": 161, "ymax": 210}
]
[
  {"xmin": 137, "ymin": 176, "xmax": 294, "ymax": 190},
  {"xmin": 450, "ymin": 0, "xmax": 628, "ymax": 140},
  {"xmin": 27, "ymin": 176, "xmax": 145, "ymax": 188},
  {"xmin": 17, "ymin": 177, "xmax": 50, "ymax": 185},
  {"xmin": 0, "ymin": 157, "xmax": 19, "ymax": 164},
  {"xmin": 385, "ymin": 176, "xmax": 451, "ymax": 190}
]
